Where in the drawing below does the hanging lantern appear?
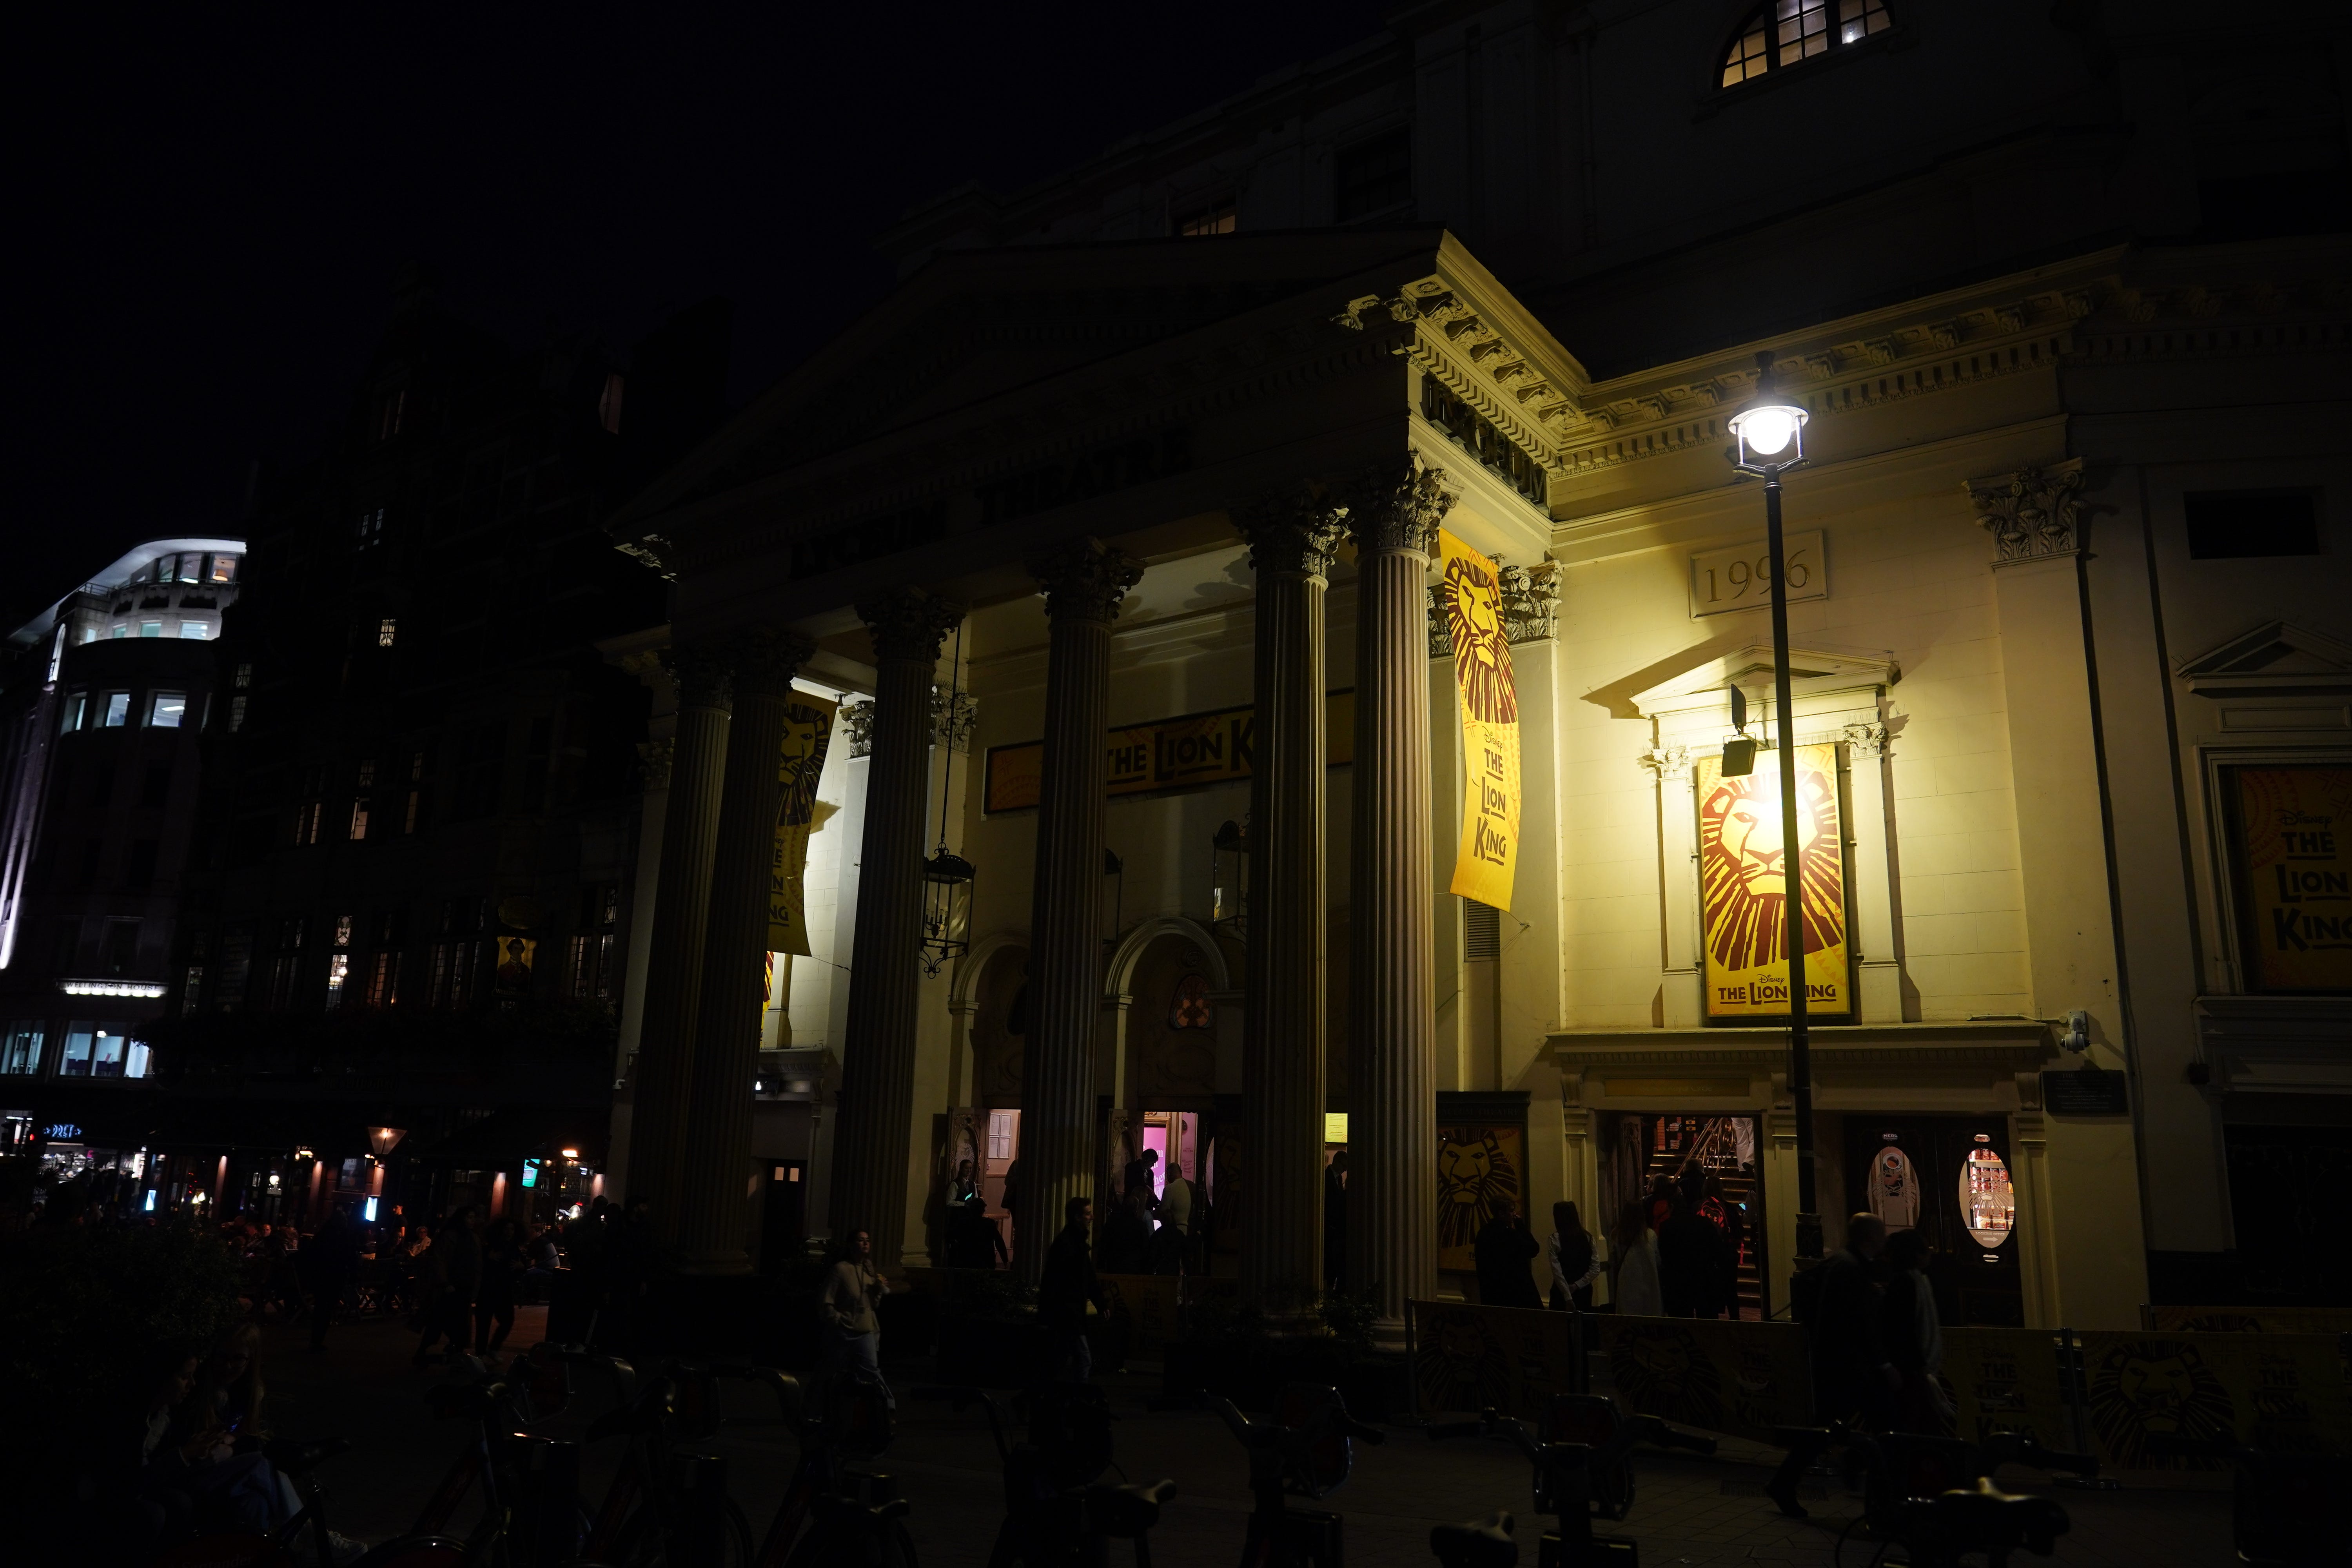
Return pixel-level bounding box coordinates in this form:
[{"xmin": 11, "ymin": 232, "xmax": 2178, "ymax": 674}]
[
  {"xmin": 922, "ymin": 849, "xmax": 975, "ymax": 978},
  {"xmin": 1210, "ymin": 819, "xmax": 1249, "ymax": 940}
]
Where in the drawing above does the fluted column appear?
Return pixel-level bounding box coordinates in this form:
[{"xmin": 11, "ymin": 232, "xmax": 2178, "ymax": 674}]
[
  {"xmin": 1014, "ymin": 539, "xmax": 1143, "ymax": 1282},
  {"xmin": 675, "ymin": 632, "xmax": 817, "ymax": 1274},
  {"xmin": 1234, "ymin": 489, "xmax": 1346, "ymax": 1313},
  {"xmin": 1345, "ymin": 456, "xmax": 1454, "ymax": 1348},
  {"xmin": 829, "ymin": 590, "xmax": 964, "ymax": 1271},
  {"xmin": 625, "ymin": 650, "xmax": 733, "ymax": 1245}
]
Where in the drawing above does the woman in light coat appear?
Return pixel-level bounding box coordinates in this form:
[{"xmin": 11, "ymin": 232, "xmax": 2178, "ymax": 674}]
[{"xmin": 1609, "ymin": 1198, "xmax": 1664, "ymax": 1316}]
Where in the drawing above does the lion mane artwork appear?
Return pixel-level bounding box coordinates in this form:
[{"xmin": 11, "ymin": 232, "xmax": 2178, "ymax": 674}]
[
  {"xmin": 1696, "ymin": 742, "xmax": 1851, "ymax": 1019},
  {"xmin": 2084, "ymin": 1338, "xmax": 2236, "ymax": 1470},
  {"xmin": 1412, "ymin": 1308, "xmax": 1523, "ymax": 1416},
  {"xmin": 1436, "ymin": 1124, "xmax": 1524, "ymax": 1271},
  {"xmin": 1437, "ymin": 530, "xmax": 1521, "ymax": 912}
]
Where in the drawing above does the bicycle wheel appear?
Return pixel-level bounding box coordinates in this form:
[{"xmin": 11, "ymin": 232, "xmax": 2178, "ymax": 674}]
[{"xmin": 611, "ymin": 1499, "xmax": 754, "ymax": 1567}]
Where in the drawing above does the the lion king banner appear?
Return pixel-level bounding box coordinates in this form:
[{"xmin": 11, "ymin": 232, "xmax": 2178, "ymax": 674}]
[
  {"xmin": 1695, "ymin": 741, "xmax": 1850, "ymax": 1019},
  {"xmin": 767, "ymin": 697, "xmax": 835, "ymax": 956},
  {"xmin": 1437, "ymin": 530, "xmax": 1519, "ymax": 911},
  {"xmin": 1941, "ymin": 1327, "xmax": 2073, "ymax": 1448}
]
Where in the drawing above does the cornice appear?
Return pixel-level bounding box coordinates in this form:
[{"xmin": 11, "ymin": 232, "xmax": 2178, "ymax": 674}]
[{"xmin": 1550, "ymin": 1022, "xmax": 2052, "ymax": 1067}]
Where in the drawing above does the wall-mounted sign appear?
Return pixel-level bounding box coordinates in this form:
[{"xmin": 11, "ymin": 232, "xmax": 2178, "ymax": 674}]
[
  {"xmin": 1695, "ymin": 742, "xmax": 1851, "ymax": 1020},
  {"xmin": 2223, "ymin": 765, "xmax": 2352, "ymax": 993},
  {"xmin": 2042, "ymin": 1069, "xmax": 2129, "ymax": 1116},
  {"xmin": 984, "ymin": 691, "xmax": 1354, "ymax": 813},
  {"xmin": 1689, "ymin": 530, "xmax": 1827, "ymax": 619}
]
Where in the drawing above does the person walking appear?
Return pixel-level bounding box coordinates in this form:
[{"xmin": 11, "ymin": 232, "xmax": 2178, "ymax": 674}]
[
  {"xmin": 1474, "ymin": 1200, "xmax": 1543, "ymax": 1308},
  {"xmin": 818, "ymin": 1227, "xmax": 894, "ymax": 1410},
  {"xmin": 1812, "ymin": 1214, "xmax": 1898, "ymax": 1427},
  {"xmin": 1658, "ymin": 1191, "xmax": 1728, "ymax": 1319},
  {"xmin": 1154, "ymin": 1163, "xmax": 1195, "ymax": 1276},
  {"xmin": 1879, "ymin": 1228, "xmax": 1951, "ymax": 1433},
  {"xmin": 1546, "ymin": 1201, "xmax": 1599, "ymax": 1310},
  {"xmin": 474, "ymin": 1216, "xmax": 523, "ymax": 1359},
  {"xmin": 1610, "ymin": 1199, "xmax": 1664, "ymax": 1316},
  {"xmin": 414, "ymin": 1207, "xmax": 481, "ymax": 1365},
  {"xmin": 1037, "ymin": 1196, "xmax": 1110, "ymax": 1382},
  {"xmin": 999, "ymin": 1159, "xmax": 1023, "ymax": 1265},
  {"xmin": 1322, "ymin": 1152, "xmax": 1348, "ymax": 1290}
]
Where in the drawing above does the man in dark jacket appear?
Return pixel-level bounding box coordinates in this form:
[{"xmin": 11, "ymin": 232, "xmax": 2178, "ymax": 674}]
[
  {"xmin": 1474, "ymin": 1201, "xmax": 1543, "ymax": 1308},
  {"xmin": 1811, "ymin": 1213, "xmax": 1898, "ymax": 1426},
  {"xmin": 1038, "ymin": 1197, "xmax": 1110, "ymax": 1381}
]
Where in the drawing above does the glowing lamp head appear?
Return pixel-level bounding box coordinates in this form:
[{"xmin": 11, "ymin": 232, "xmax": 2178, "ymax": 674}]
[{"xmin": 1729, "ymin": 351, "xmax": 1809, "ymax": 466}]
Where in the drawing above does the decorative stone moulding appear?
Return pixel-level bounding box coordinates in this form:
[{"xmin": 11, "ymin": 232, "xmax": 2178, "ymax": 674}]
[
  {"xmin": 841, "ymin": 700, "xmax": 877, "ymax": 759},
  {"xmin": 1968, "ymin": 461, "xmax": 2085, "ymax": 567}
]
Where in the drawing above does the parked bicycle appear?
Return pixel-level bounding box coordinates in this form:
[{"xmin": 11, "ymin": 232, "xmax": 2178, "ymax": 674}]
[
  {"xmin": 919, "ymin": 1381, "xmax": 1175, "ymax": 1568},
  {"xmin": 1211, "ymin": 1383, "xmax": 1384, "ymax": 1568},
  {"xmin": 1427, "ymin": 1403, "xmax": 1638, "ymax": 1568}
]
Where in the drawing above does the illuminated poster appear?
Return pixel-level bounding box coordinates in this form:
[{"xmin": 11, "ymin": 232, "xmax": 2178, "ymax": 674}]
[
  {"xmin": 2228, "ymin": 766, "xmax": 2352, "ymax": 992},
  {"xmin": 766, "ymin": 699, "xmax": 835, "ymax": 956},
  {"xmin": 1435, "ymin": 1122, "xmax": 1524, "ymax": 1273},
  {"xmin": 494, "ymin": 936, "xmax": 536, "ymax": 995},
  {"xmin": 1695, "ymin": 742, "xmax": 1850, "ymax": 1019},
  {"xmin": 1437, "ymin": 530, "xmax": 1520, "ymax": 911}
]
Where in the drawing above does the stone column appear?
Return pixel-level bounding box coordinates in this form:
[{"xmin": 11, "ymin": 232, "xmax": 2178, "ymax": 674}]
[
  {"xmin": 1343, "ymin": 457, "xmax": 1453, "ymax": 1348},
  {"xmin": 829, "ymin": 592, "xmax": 965, "ymax": 1271},
  {"xmin": 1644, "ymin": 744, "xmax": 1703, "ymax": 1028},
  {"xmin": 1233, "ymin": 488, "xmax": 1346, "ymax": 1312},
  {"xmin": 1014, "ymin": 539, "xmax": 1142, "ymax": 1281},
  {"xmin": 675, "ymin": 632, "xmax": 816, "ymax": 1274},
  {"xmin": 624, "ymin": 648, "xmax": 733, "ymax": 1241}
]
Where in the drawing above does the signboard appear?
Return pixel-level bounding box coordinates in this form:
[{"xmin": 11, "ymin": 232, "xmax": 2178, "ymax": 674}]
[
  {"xmin": 1409, "ymin": 1300, "xmax": 1582, "ymax": 1419},
  {"xmin": 1689, "ymin": 531, "xmax": 1826, "ymax": 619},
  {"xmin": 766, "ymin": 699, "xmax": 836, "ymax": 956},
  {"xmin": 1942, "ymin": 1327, "xmax": 2071, "ymax": 1447},
  {"xmin": 1437, "ymin": 529, "xmax": 1521, "ymax": 911},
  {"xmin": 1592, "ymin": 1314, "xmax": 1811, "ymax": 1443},
  {"xmin": 983, "ymin": 691, "xmax": 1354, "ymax": 813},
  {"xmin": 1696, "ymin": 742, "xmax": 1851, "ymax": 1020},
  {"xmin": 2075, "ymin": 1330, "xmax": 2352, "ymax": 1471},
  {"xmin": 1436, "ymin": 1122, "xmax": 1525, "ymax": 1274},
  {"xmin": 2041, "ymin": 1070, "xmax": 2129, "ymax": 1116},
  {"xmin": 2225, "ymin": 766, "xmax": 2352, "ymax": 992}
]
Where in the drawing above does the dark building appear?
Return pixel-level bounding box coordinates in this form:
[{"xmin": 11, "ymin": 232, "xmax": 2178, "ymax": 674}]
[
  {"xmin": 148, "ymin": 267, "xmax": 732, "ymax": 1225},
  {"xmin": 0, "ymin": 541, "xmax": 244, "ymax": 1183}
]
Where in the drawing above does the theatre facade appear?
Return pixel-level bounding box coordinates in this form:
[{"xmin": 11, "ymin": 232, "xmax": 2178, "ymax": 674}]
[{"xmin": 593, "ymin": 204, "xmax": 2350, "ymax": 1336}]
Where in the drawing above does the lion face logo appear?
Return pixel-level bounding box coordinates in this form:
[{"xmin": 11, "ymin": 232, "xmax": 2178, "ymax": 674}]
[
  {"xmin": 1441, "ymin": 554, "xmax": 1517, "ymax": 726},
  {"xmin": 1699, "ymin": 764, "xmax": 1844, "ymax": 973},
  {"xmin": 2086, "ymin": 1339, "xmax": 2235, "ymax": 1470},
  {"xmin": 1436, "ymin": 1131, "xmax": 1518, "ymax": 1252},
  {"xmin": 1415, "ymin": 1312, "xmax": 1515, "ymax": 1415},
  {"xmin": 1607, "ymin": 1323, "xmax": 1724, "ymax": 1428}
]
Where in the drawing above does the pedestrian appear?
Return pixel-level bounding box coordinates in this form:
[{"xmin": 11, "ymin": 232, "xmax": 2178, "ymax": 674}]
[
  {"xmin": 1880, "ymin": 1228, "xmax": 1951, "ymax": 1433},
  {"xmin": 1609, "ymin": 1199, "xmax": 1663, "ymax": 1316},
  {"xmin": 1322, "ymin": 1152, "xmax": 1348, "ymax": 1290},
  {"xmin": 1811, "ymin": 1213, "xmax": 1899, "ymax": 1428},
  {"xmin": 818, "ymin": 1227, "xmax": 895, "ymax": 1410},
  {"xmin": 1037, "ymin": 1196, "xmax": 1110, "ymax": 1382},
  {"xmin": 947, "ymin": 1183, "xmax": 1007, "ymax": 1270},
  {"xmin": 414, "ymin": 1206, "xmax": 481, "ymax": 1365},
  {"xmin": 303, "ymin": 1204, "xmax": 361, "ymax": 1353},
  {"xmin": 1658, "ymin": 1191, "xmax": 1728, "ymax": 1318},
  {"xmin": 1646, "ymin": 1174, "xmax": 1675, "ymax": 1231},
  {"xmin": 1154, "ymin": 1161, "xmax": 1195, "ymax": 1276},
  {"xmin": 1000, "ymin": 1159, "xmax": 1023, "ymax": 1263},
  {"xmin": 1546, "ymin": 1200, "xmax": 1599, "ymax": 1310},
  {"xmin": 1473, "ymin": 1199, "xmax": 1543, "ymax": 1308},
  {"xmin": 475, "ymin": 1216, "xmax": 523, "ymax": 1359}
]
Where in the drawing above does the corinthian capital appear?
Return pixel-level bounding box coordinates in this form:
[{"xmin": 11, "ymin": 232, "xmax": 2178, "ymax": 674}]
[
  {"xmin": 662, "ymin": 646, "xmax": 734, "ymax": 709},
  {"xmin": 1499, "ymin": 559, "xmax": 1561, "ymax": 644},
  {"xmin": 858, "ymin": 589, "xmax": 967, "ymax": 665},
  {"xmin": 721, "ymin": 629, "xmax": 818, "ymax": 698},
  {"xmin": 1027, "ymin": 537, "xmax": 1143, "ymax": 623},
  {"xmin": 1231, "ymin": 483, "xmax": 1348, "ymax": 581},
  {"xmin": 1345, "ymin": 454, "xmax": 1455, "ymax": 555},
  {"xmin": 1968, "ymin": 462, "xmax": 2085, "ymax": 567}
]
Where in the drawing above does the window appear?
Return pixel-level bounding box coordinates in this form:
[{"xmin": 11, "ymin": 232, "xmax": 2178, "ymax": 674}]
[
  {"xmin": 987, "ymin": 1110, "xmax": 1018, "ymax": 1162},
  {"xmin": 599, "ymin": 373, "xmax": 624, "ymax": 435},
  {"xmin": 1335, "ymin": 128, "xmax": 1412, "ymax": 221},
  {"xmin": 60, "ymin": 1024, "xmax": 96, "ymax": 1076},
  {"xmin": 210, "ymin": 555, "xmax": 238, "ymax": 584},
  {"xmin": 567, "ymin": 882, "xmax": 621, "ymax": 1002},
  {"xmin": 0, "ymin": 1024, "xmax": 43, "ymax": 1075},
  {"xmin": 230, "ymin": 696, "xmax": 247, "ymax": 731},
  {"xmin": 365, "ymin": 951, "xmax": 400, "ymax": 1008},
  {"xmin": 1176, "ymin": 196, "xmax": 1237, "ymax": 236},
  {"xmin": 350, "ymin": 759, "xmax": 374, "ymax": 841},
  {"xmin": 2186, "ymin": 490, "xmax": 2323, "ymax": 559},
  {"xmin": 180, "ymin": 621, "xmax": 209, "ymax": 639},
  {"xmin": 182, "ymin": 965, "xmax": 205, "ymax": 1015},
  {"xmin": 1720, "ymin": 0, "xmax": 1890, "ymax": 87},
  {"xmin": 62, "ymin": 693, "xmax": 87, "ymax": 733},
  {"xmin": 377, "ymin": 617, "xmax": 397, "ymax": 647},
  {"xmin": 102, "ymin": 692, "xmax": 130, "ymax": 727},
  {"xmin": 326, "ymin": 953, "xmax": 349, "ymax": 999},
  {"xmin": 140, "ymin": 621, "xmax": 162, "ymax": 638},
  {"xmin": 354, "ymin": 508, "xmax": 385, "ymax": 550},
  {"xmin": 333, "ymin": 914, "xmax": 353, "ymax": 949},
  {"xmin": 111, "ymin": 624, "xmax": 128, "ymax": 639},
  {"xmin": 149, "ymin": 692, "xmax": 187, "ymax": 728},
  {"xmin": 428, "ymin": 940, "xmax": 477, "ymax": 1007}
]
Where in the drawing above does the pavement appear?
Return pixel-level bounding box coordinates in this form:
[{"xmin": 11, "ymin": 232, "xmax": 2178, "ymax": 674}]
[{"xmin": 256, "ymin": 1307, "xmax": 2234, "ymax": 1566}]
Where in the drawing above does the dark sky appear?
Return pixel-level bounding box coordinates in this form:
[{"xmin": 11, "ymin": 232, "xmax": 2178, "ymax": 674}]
[{"xmin": 9, "ymin": 4, "xmax": 1384, "ymax": 625}]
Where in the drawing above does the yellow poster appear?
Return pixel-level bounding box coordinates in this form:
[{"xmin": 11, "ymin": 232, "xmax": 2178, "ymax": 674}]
[
  {"xmin": 766, "ymin": 698, "xmax": 835, "ymax": 956},
  {"xmin": 1437, "ymin": 530, "xmax": 1519, "ymax": 910},
  {"xmin": 2229, "ymin": 766, "xmax": 2352, "ymax": 992},
  {"xmin": 1435, "ymin": 1122, "xmax": 1524, "ymax": 1273},
  {"xmin": 1696, "ymin": 742, "xmax": 1850, "ymax": 1019}
]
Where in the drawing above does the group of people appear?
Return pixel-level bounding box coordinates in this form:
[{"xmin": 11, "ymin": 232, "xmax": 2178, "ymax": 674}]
[
  {"xmin": 1473, "ymin": 1199, "xmax": 1604, "ymax": 1309},
  {"xmin": 1608, "ymin": 1163, "xmax": 1752, "ymax": 1319},
  {"xmin": 1102, "ymin": 1147, "xmax": 1202, "ymax": 1275},
  {"xmin": 1806, "ymin": 1212, "xmax": 1950, "ymax": 1434}
]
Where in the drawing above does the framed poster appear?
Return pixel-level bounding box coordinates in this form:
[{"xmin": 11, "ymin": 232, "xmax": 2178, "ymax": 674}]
[
  {"xmin": 1435, "ymin": 1119, "xmax": 1525, "ymax": 1273},
  {"xmin": 2223, "ymin": 764, "xmax": 2352, "ymax": 993},
  {"xmin": 1695, "ymin": 742, "xmax": 1851, "ymax": 1020}
]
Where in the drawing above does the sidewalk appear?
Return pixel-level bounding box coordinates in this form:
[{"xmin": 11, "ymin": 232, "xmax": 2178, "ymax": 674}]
[{"xmin": 255, "ymin": 1312, "xmax": 2233, "ymax": 1566}]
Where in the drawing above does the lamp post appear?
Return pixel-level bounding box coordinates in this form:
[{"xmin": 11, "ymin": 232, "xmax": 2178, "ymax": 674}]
[{"xmin": 1727, "ymin": 349, "xmax": 1825, "ymax": 1265}]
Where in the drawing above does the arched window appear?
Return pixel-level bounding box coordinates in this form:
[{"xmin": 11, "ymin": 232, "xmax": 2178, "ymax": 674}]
[{"xmin": 1720, "ymin": 0, "xmax": 1891, "ymax": 89}]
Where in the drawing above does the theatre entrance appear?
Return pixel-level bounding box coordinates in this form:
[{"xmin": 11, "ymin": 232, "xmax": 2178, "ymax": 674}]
[
  {"xmin": 1842, "ymin": 1115, "xmax": 2023, "ymax": 1326},
  {"xmin": 1598, "ymin": 1112, "xmax": 1766, "ymax": 1319}
]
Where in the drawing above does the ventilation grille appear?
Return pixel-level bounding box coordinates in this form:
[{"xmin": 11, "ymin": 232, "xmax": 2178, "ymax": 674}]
[{"xmin": 1465, "ymin": 900, "xmax": 1501, "ymax": 961}]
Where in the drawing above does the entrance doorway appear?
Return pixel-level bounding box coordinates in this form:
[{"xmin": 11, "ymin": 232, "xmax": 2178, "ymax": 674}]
[
  {"xmin": 760, "ymin": 1160, "xmax": 806, "ymax": 1272},
  {"xmin": 1600, "ymin": 1112, "xmax": 1766, "ymax": 1319},
  {"xmin": 1842, "ymin": 1116, "xmax": 2023, "ymax": 1326},
  {"xmin": 981, "ymin": 1109, "xmax": 1018, "ymax": 1261}
]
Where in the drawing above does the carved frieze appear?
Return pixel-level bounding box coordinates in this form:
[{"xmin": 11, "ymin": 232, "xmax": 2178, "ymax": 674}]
[
  {"xmin": 1969, "ymin": 463, "xmax": 2085, "ymax": 566},
  {"xmin": 723, "ymin": 629, "xmax": 818, "ymax": 697}
]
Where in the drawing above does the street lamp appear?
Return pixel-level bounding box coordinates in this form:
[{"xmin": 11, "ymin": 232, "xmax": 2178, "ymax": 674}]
[{"xmin": 1728, "ymin": 350, "xmax": 1824, "ymax": 1266}]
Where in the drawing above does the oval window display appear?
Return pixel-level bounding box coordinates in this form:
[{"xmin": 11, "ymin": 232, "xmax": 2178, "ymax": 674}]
[{"xmin": 1960, "ymin": 1139, "xmax": 2014, "ymax": 1249}]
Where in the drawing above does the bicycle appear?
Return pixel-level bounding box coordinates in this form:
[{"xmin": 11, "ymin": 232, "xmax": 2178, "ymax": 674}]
[
  {"xmin": 1211, "ymin": 1384, "xmax": 1384, "ymax": 1568},
  {"xmin": 1430, "ymin": 1512, "xmax": 1519, "ymax": 1568},
  {"xmin": 1426, "ymin": 1405, "xmax": 1637, "ymax": 1568},
  {"xmin": 1837, "ymin": 1430, "xmax": 2091, "ymax": 1568},
  {"xmin": 918, "ymin": 1381, "xmax": 1176, "ymax": 1568}
]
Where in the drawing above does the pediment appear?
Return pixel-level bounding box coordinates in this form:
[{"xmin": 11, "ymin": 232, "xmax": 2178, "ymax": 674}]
[
  {"xmin": 2178, "ymin": 621, "xmax": 2352, "ymax": 697},
  {"xmin": 1611, "ymin": 640, "xmax": 1898, "ymax": 721}
]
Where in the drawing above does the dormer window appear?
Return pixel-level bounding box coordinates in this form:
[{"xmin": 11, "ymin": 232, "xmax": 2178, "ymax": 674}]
[{"xmin": 1720, "ymin": 0, "xmax": 1890, "ymax": 88}]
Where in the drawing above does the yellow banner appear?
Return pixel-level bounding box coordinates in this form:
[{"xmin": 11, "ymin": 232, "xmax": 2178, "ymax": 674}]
[
  {"xmin": 1437, "ymin": 530, "xmax": 1520, "ymax": 910},
  {"xmin": 1696, "ymin": 742, "xmax": 1851, "ymax": 1018},
  {"xmin": 766, "ymin": 698, "xmax": 835, "ymax": 956},
  {"xmin": 2228, "ymin": 766, "xmax": 2352, "ymax": 991},
  {"xmin": 982, "ymin": 691, "xmax": 1355, "ymax": 813}
]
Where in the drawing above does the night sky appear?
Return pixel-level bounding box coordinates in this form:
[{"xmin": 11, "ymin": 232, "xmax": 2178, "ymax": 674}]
[{"xmin": 10, "ymin": 4, "xmax": 1383, "ymax": 628}]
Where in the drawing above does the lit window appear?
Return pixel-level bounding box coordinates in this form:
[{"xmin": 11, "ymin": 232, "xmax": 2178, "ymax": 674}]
[
  {"xmin": 111, "ymin": 625, "xmax": 127, "ymax": 639},
  {"xmin": 126, "ymin": 1037, "xmax": 152, "ymax": 1078},
  {"xmin": 177, "ymin": 555, "xmax": 201, "ymax": 584},
  {"xmin": 378, "ymin": 617, "xmax": 397, "ymax": 647},
  {"xmin": 334, "ymin": 914, "xmax": 353, "ymax": 948},
  {"xmin": 62, "ymin": 694, "xmax": 87, "ymax": 733},
  {"xmin": 149, "ymin": 693, "xmax": 187, "ymax": 728},
  {"xmin": 234, "ymin": 662, "xmax": 252, "ymax": 689},
  {"xmin": 0, "ymin": 1024, "xmax": 43, "ymax": 1074},
  {"xmin": 326, "ymin": 953, "xmax": 349, "ymax": 996},
  {"xmin": 180, "ymin": 621, "xmax": 209, "ymax": 640},
  {"xmin": 60, "ymin": 1024, "xmax": 96, "ymax": 1076},
  {"xmin": 1176, "ymin": 198, "xmax": 1237, "ymax": 236},
  {"xmin": 140, "ymin": 622, "xmax": 162, "ymax": 639},
  {"xmin": 210, "ymin": 556, "xmax": 238, "ymax": 583},
  {"xmin": 1718, "ymin": 0, "xmax": 1889, "ymax": 87},
  {"xmin": 102, "ymin": 692, "xmax": 131, "ymax": 728},
  {"xmin": 229, "ymin": 695, "xmax": 248, "ymax": 731}
]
